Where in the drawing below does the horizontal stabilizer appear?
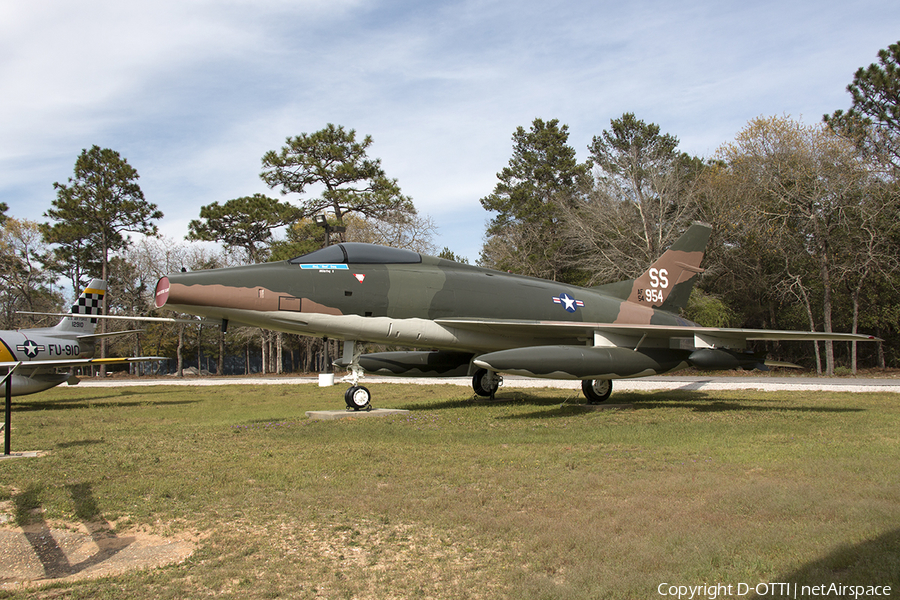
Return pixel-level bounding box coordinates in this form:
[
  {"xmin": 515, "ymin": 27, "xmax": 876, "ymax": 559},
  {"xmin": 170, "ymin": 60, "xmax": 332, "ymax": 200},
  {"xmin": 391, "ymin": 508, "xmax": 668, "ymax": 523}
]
[{"xmin": 78, "ymin": 329, "xmax": 145, "ymax": 341}]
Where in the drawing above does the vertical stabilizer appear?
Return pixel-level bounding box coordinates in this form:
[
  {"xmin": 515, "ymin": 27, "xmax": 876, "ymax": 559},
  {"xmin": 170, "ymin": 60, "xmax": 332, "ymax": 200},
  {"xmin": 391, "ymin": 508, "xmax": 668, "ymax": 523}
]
[
  {"xmin": 594, "ymin": 223, "xmax": 712, "ymax": 312},
  {"xmin": 52, "ymin": 279, "xmax": 106, "ymax": 334}
]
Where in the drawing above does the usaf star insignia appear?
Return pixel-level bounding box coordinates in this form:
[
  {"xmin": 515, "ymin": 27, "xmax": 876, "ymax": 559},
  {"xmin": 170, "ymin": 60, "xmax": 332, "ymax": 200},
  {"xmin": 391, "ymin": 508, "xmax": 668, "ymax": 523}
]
[
  {"xmin": 17, "ymin": 339, "xmax": 45, "ymax": 359},
  {"xmin": 552, "ymin": 292, "xmax": 585, "ymax": 313}
]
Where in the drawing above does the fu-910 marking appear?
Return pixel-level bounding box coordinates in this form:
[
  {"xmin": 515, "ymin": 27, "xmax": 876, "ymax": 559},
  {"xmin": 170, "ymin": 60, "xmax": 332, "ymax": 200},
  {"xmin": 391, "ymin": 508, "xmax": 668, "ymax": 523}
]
[{"xmin": 4, "ymin": 279, "xmax": 164, "ymax": 396}]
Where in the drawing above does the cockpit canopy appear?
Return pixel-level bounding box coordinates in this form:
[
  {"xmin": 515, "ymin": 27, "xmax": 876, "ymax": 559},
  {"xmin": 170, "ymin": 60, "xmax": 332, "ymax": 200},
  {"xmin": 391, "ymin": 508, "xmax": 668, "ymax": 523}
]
[{"xmin": 289, "ymin": 243, "xmax": 422, "ymax": 265}]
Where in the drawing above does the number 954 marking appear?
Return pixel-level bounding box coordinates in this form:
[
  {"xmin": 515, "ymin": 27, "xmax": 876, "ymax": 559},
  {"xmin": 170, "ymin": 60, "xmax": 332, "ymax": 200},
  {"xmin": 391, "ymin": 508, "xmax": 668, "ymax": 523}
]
[
  {"xmin": 637, "ymin": 268, "xmax": 669, "ymax": 303},
  {"xmin": 638, "ymin": 288, "xmax": 666, "ymax": 303}
]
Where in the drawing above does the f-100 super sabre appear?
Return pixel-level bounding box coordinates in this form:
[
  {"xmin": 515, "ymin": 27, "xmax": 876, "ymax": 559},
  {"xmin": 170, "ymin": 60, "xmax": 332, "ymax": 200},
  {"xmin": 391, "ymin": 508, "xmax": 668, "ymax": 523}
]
[{"xmin": 153, "ymin": 223, "xmax": 878, "ymax": 409}]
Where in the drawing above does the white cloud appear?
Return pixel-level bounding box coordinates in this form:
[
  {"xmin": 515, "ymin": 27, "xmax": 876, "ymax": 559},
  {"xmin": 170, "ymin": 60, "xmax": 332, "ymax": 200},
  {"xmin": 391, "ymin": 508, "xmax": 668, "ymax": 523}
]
[{"xmin": 2, "ymin": 0, "xmax": 899, "ymax": 263}]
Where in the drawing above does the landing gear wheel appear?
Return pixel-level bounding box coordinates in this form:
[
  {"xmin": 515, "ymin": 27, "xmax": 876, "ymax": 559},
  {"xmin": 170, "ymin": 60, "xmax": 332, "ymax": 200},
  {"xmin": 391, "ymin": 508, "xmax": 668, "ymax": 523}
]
[
  {"xmin": 472, "ymin": 368, "xmax": 501, "ymax": 398},
  {"xmin": 344, "ymin": 385, "xmax": 372, "ymax": 411},
  {"xmin": 582, "ymin": 379, "xmax": 612, "ymax": 404}
]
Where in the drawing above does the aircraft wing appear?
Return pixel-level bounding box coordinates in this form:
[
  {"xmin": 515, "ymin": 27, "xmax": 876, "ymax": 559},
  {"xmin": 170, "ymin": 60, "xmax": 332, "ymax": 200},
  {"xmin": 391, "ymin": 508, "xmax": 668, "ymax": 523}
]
[
  {"xmin": 434, "ymin": 318, "xmax": 881, "ymax": 344},
  {"xmin": 18, "ymin": 311, "xmax": 222, "ymax": 326},
  {"xmin": 0, "ymin": 356, "xmax": 167, "ymax": 370}
]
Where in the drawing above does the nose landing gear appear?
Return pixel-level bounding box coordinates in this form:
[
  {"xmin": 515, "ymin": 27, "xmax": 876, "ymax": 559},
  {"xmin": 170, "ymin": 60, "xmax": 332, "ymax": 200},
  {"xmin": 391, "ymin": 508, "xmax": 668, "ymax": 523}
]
[
  {"xmin": 344, "ymin": 385, "xmax": 372, "ymax": 410},
  {"xmin": 340, "ymin": 340, "xmax": 372, "ymax": 410}
]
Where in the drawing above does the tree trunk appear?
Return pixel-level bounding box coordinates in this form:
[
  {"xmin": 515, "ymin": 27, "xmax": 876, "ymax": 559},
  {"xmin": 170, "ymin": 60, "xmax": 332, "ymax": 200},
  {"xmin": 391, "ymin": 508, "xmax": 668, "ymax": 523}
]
[
  {"xmin": 851, "ymin": 287, "xmax": 861, "ymax": 375},
  {"xmin": 218, "ymin": 329, "xmax": 225, "ymax": 376},
  {"xmin": 176, "ymin": 324, "xmax": 184, "ymax": 377},
  {"xmin": 276, "ymin": 331, "xmax": 283, "ymax": 375},
  {"xmin": 818, "ymin": 254, "xmax": 835, "ymax": 376},
  {"xmin": 261, "ymin": 330, "xmax": 267, "ymax": 375},
  {"xmin": 793, "ymin": 276, "xmax": 822, "ymax": 374}
]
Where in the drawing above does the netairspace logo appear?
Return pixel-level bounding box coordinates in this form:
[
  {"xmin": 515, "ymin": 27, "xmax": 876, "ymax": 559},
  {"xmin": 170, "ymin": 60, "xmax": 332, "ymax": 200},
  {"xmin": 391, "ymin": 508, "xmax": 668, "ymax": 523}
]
[{"xmin": 657, "ymin": 582, "xmax": 893, "ymax": 599}]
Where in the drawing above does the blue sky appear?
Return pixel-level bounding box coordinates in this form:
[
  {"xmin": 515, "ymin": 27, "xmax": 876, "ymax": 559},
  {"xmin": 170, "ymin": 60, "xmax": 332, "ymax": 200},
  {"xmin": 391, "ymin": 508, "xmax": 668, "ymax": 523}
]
[{"xmin": 1, "ymin": 0, "xmax": 898, "ymax": 264}]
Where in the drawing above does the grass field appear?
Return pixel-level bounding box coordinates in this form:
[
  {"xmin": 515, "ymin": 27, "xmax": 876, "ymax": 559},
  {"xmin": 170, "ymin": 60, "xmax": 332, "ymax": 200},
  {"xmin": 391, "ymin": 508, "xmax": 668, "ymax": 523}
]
[{"xmin": 0, "ymin": 382, "xmax": 898, "ymax": 599}]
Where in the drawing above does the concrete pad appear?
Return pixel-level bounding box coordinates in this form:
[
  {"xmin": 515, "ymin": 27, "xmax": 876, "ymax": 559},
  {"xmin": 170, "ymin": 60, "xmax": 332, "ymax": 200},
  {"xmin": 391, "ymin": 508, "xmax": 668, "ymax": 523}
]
[
  {"xmin": 0, "ymin": 525, "xmax": 194, "ymax": 588},
  {"xmin": 306, "ymin": 408, "xmax": 409, "ymax": 421},
  {"xmin": 0, "ymin": 451, "xmax": 47, "ymax": 461}
]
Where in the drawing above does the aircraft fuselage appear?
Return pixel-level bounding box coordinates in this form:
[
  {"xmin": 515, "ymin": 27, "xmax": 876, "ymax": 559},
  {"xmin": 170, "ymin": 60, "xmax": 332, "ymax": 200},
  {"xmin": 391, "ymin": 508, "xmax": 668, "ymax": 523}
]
[
  {"xmin": 156, "ymin": 253, "xmax": 695, "ymax": 354},
  {"xmin": 0, "ymin": 329, "xmax": 94, "ymax": 363},
  {"xmin": 151, "ymin": 228, "xmax": 878, "ymax": 408},
  {"xmin": 0, "ymin": 328, "xmax": 96, "ymax": 395}
]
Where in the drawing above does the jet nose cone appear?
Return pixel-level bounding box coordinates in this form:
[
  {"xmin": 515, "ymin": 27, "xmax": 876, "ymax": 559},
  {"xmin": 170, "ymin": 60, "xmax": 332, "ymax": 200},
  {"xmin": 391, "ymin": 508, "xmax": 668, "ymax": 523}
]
[{"xmin": 155, "ymin": 277, "xmax": 170, "ymax": 308}]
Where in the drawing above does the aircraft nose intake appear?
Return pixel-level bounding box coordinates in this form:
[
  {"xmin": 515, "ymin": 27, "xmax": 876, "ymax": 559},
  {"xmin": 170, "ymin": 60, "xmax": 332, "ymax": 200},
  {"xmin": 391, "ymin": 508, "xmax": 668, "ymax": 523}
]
[{"xmin": 155, "ymin": 277, "xmax": 170, "ymax": 308}]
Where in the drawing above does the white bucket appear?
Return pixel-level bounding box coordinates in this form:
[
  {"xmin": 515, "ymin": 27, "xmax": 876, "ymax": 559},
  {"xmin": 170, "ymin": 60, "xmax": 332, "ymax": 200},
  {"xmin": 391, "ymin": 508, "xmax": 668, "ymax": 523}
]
[{"xmin": 318, "ymin": 373, "xmax": 335, "ymax": 387}]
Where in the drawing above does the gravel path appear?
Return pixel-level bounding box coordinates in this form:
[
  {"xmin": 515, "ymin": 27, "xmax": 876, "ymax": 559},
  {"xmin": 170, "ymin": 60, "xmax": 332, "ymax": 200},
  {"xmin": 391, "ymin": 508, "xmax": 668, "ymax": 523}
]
[{"xmin": 76, "ymin": 374, "xmax": 900, "ymax": 393}]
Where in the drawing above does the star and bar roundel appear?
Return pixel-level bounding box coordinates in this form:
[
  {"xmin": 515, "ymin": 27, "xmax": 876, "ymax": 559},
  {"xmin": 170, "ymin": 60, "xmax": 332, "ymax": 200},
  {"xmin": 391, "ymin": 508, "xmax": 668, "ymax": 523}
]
[
  {"xmin": 552, "ymin": 292, "xmax": 584, "ymax": 313},
  {"xmin": 0, "ymin": 338, "xmax": 46, "ymax": 360},
  {"xmin": 16, "ymin": 339, "xmax": 45, "ymax": 358}
]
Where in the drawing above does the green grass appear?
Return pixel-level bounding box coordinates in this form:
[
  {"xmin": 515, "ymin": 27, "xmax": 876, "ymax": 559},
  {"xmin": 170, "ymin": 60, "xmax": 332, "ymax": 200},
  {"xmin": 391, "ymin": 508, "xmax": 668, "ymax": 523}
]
[{"xmin": 1, "ymin": 383, "xmax": 899, "ymax": 598}]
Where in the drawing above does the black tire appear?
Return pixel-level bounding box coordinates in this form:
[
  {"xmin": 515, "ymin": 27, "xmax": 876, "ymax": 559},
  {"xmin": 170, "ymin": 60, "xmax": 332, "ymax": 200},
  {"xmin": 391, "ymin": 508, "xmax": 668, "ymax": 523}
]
[
  {"xmin": 345, "ymin": 385, "xmax": 372, "ymax": 410},
  {"xmin": 344, "ymin": 386, "xmax": 356, "ymax": 408},
  {"xmin": 582, "ymin": 379, "xmax": 612, "ymax": 404},
  {"xmin": 472, "ymin": 369, "xmax": 499, "ymax": 397}
]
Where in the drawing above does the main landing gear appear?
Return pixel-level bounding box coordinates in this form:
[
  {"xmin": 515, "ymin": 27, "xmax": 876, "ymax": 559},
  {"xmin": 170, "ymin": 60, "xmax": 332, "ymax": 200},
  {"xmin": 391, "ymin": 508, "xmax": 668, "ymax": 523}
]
[
  {"xmin": 582, "ymin": 379, "xmax": 612, "ymax": 404},
  {"xmin": 472, "ymin": 368, "xmax": 502, "ymax": 398}
]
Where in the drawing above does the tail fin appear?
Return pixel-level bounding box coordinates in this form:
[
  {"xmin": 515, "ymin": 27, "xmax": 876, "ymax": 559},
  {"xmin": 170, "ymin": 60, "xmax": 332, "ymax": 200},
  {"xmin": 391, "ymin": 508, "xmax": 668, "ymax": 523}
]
[
  {"xmin": 52, "ymin": 279, "xmax": 106, "ymax": 334},
  {"xmin": 594, "ymin": 223, "xmax": 711, "ymax": 312}
]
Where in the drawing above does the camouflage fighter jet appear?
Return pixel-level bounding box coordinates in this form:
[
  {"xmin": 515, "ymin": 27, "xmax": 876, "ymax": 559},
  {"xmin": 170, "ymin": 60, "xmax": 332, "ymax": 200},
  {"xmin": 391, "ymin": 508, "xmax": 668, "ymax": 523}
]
[
  {"xmin": 4, "ymin": 279, "xmax": 164, "ymax": 396},
  {"xmin": 153, "ymin": 223, "xmax": 878, "ymax": 409}
]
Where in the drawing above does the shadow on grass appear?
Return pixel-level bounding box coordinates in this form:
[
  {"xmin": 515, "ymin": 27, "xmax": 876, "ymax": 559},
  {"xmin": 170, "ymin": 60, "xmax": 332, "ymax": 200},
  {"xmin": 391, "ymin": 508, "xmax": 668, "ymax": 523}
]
[
  {"xmin": 14, "ymin": 394, "xmax": 200, "ymax": 412},
  {"xmin": 614, "ymin": 389, "xmax": 866, "ymax": 409},
  {"xmin": 245, "ymin": 417, "xmax": 297, "ymax": 424},
  {"xmin": 766, "ymin": 528, "xmax": 900, "ymax": 592},
  {"xmin": 634, "ymin": 394, "xmax": 865, "ymax": 413},
  {"xmin": 637, "ymin": 402, "xmax": 865, "ymax": 414},
  {"xmin": 56, "ymin": 439, "xmax": 105, "ymax": 449},
  {"xmin": 399, "ymin": 392, "xmax": 570, "ymax": 412},
  {"xmin": 525, "ymin": 389, "xmax": 866, "ymax": 414},
  {"xmin": 396, "ymin": 387, "xmax": 869, "ymax": 419}
]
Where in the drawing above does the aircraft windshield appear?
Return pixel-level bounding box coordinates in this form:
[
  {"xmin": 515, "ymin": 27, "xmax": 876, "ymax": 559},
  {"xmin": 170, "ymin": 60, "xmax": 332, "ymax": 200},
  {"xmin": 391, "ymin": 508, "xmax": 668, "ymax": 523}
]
[{"xmin": 290, "ymin": 243, "xmax": 422, "ymax": 265}]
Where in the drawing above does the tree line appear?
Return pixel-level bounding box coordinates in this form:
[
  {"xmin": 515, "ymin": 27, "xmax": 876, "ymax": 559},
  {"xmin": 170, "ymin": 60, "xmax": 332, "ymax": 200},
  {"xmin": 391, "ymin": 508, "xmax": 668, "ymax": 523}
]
[
  {"xmin": 2, "ymin": 42, "xmax": 898, "ymax": 376},
  {"xmin": 479, "ymin": 42, "xmax": 900, "ymax": 375},
  {"xmin": 1, "ymin": 125, "xmax": 434, "ymax": 375}
]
